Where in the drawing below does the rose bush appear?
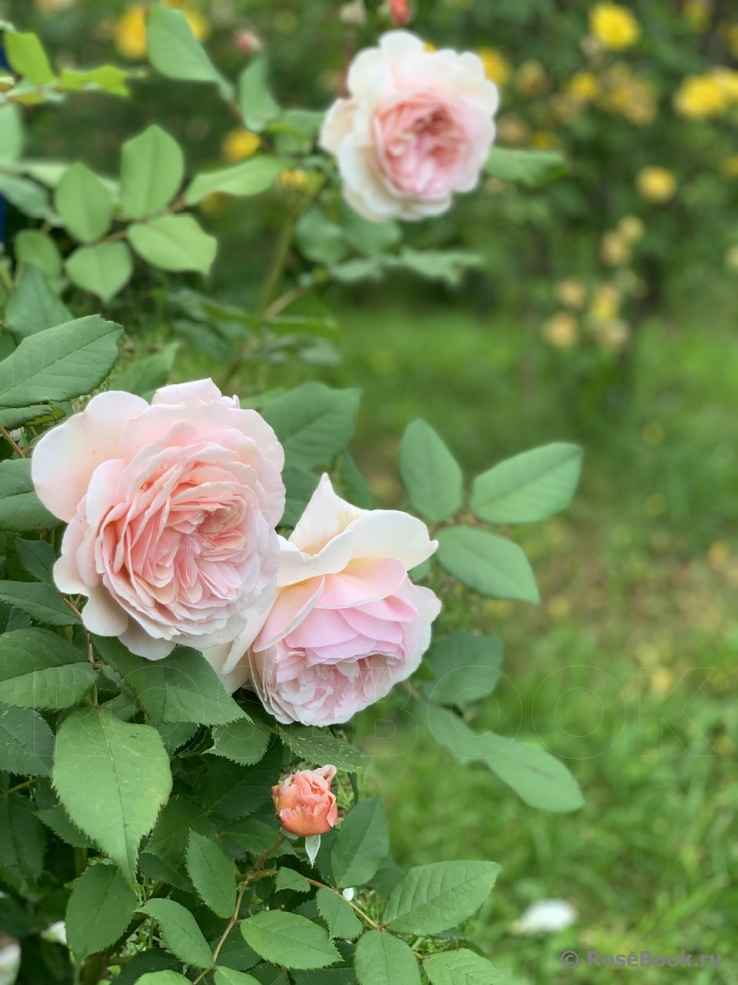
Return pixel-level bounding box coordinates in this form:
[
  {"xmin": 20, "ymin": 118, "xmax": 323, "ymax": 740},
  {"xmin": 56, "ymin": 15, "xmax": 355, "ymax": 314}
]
[
  {"xmin": 32, "ymin": 379, "xmax": 285, "ymax": 659},
  {"xmin": 320, "ymin": 30, "xmax": 499, "ymax": 221}
]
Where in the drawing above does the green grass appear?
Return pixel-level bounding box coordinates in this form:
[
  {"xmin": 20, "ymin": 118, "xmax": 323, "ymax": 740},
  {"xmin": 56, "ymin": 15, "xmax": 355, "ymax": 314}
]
[{"xmin": 171, "ymin": 294, "xmax": 738, "ymax": 984}]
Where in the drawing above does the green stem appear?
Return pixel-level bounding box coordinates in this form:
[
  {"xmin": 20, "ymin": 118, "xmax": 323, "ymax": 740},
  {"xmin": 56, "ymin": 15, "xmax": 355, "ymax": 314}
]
[{"xmin": 305, "ymin": 878, "xmax": 382, "ymax": 930}]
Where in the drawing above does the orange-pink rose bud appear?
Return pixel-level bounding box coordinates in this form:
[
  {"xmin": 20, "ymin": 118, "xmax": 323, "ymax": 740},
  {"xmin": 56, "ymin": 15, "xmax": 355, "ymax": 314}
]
[
  {"xmin": 389, "ymin": 0, "xmax": 412, "ymax": 25},
  {"xmin": 272, "ymin": 765, "xmax": 338, "ymax": 837}
]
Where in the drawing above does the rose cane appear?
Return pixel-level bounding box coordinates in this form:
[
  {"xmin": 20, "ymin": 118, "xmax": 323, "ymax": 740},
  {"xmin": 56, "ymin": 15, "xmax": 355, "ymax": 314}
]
[{"xmin": 272, "ymin": 765, "xmax": 339, "ymax": 836}]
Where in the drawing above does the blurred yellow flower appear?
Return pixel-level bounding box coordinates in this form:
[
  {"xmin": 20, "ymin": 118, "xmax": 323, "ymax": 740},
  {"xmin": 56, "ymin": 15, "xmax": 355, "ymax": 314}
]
[
  {"xmin": 278, "ymin": 169, "xmax": 311, "ymax": 192},
  {"xmin": 636, "ymin": 166, "xmax": 677, "ymax": 203},
  {"xmin": 725, "ymin": 244, "xmax": 738, "ymax": 272},
  {"xmin": 597, "ymin": 319, "xmax": 631, "ymax": 350},
  {"xmin": 710, "ymin": 67, "xmax": 738, "ymax": 103},
  {"xmin": 496, "ymin": 114, "xmax": 531, "ymax": 147},
  {"xmin": 115, "ymin": 2, "xmax": 210, "ymax": 60},
  {"xmin": 567, "ymin": 71, "xmax": 600, "ymax": 101},
  {"xmin": 722, "ymin": 154, "xmax": 738, "ymax": 177},
  {"xmin": 477, "ymin": 48, "xmax": 511, "ymax": 86},
  {"xmin": 673, "ymin": 75, "xmax": 727, "ymax": 119},
  {"xmin": 516, "ymin": 60, "xmax": 549, "ymax": 97},
  {"xmin": 618, "ymin": 214, "xmax": 644, "ymax": 243},
  {"xmin": 530, "ymin": 130, "xmax": 557, "ymax": 150},
  {"xmin": 728, "ymin": 25, "xmax": 738, "ymax": 59},
  {"xmin": 683, "ymin": 0, "xmax": 711, "ymax": 30},
  {"xmin": 600, "ymin": 230, "xmax": 631, "ymax": 266},
  {"xmin": 589, "ymin": 283, "xmax": 621, "ymax": 322},
  {"xmin": 602, "ymin": 65, "xmax": 657, "ymax": 126},
  {"xmin": 542, "ymin": 313, "xmax": 579, "ymax": 348},
  {"xmin": 199, "ymin": 192, "xmax": 229, "ymax": 216},
  {"xmin": 555, "ymin": 277, "xmax": 587, "ymax": 309},
  {"xmin": 222, "ymin": 129, "xmax": 261, "ymax": 163},
  {"xmin": 589, "ymin": 3, "xmax": 641, "ymax": 51}
]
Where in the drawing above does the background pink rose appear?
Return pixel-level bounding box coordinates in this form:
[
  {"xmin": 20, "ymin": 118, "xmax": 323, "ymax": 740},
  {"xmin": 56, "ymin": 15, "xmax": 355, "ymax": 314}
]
[
  {"xmin": 209, "ymin": 474, "xmax": 441, "ymax": 724},
  {"xmin": 320, "ymin": 30, "xmax": 499, "ymax": 221},
  {"xmin": 32, "ymin": 379, "xmax": 285, "ymax": 660},
  {"xmin": 272, "ymin": 764, "xmax": 338, "ymax": 836}
]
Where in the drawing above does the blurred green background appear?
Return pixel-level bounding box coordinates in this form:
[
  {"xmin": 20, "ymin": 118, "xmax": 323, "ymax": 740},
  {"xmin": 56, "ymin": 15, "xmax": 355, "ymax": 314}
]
[{"xmin": 2, "ymin": 0, "xmax": 738, "ymax": 982}]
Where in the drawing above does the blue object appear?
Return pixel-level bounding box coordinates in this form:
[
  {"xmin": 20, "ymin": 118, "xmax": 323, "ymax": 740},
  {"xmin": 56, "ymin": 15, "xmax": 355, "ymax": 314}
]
[{"xmin": 0, "ymin": 41, "xmax": 9, "ymax": 72}]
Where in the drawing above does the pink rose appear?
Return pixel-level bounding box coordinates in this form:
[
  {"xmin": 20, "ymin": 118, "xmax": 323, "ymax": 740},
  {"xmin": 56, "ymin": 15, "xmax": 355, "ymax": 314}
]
[
  {"xmin": 319, "ymin": 31, "xmax": 499, "ymax": 221},
  {"xmin": 31, "ymin": 379, "xmax": 285, "ymax": 660},
  {"xmin": 207, "ymin": 474, "xmax": 441, "ymax": 724},
  {"xmin": 272, "ymin": 764, "xmax": 338, "ymax": 837}
]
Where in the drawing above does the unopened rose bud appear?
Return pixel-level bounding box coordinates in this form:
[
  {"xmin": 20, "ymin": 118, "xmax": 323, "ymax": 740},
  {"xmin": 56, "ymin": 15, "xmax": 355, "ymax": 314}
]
[
  {"xmin": 272, "ymin": 765, "xmax": 338, "ymax": 837},
  {"xmin": 388, "ymin": 0, "xmax": 412, "ymax": 26},
  {"xmin": 236, "ymin": 30, "xmax": 263, "ymax": 55}
]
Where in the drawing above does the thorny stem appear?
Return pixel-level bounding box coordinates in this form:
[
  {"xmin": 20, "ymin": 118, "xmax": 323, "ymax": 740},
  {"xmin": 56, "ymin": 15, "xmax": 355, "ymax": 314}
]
[
  {"xmin": 0, "ymin": 425, "xmax": 25, "ymax": 457},
  {"xmin": 305, "ymin": 878, "xmax": 383, "ymax": 931},
  {"xmin": 193, "ymin": 835, "xmax": 287, "ymax": 983}
]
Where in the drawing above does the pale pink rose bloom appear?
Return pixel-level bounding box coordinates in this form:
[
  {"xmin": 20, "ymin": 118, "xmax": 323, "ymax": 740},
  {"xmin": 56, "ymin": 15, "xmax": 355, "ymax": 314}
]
[
  {"xmin": 272, "ymin": 764, "xmax": 339, "ymax": 837},
  {"xmin": 206, "ymin": 474, "xmax": 441, "ymax": 724},
  {"xmin": 319, "ymin": 30, "xmax": 499, "ymax": 222},
  {"xmin": 31, "ymin": 379, "xmax": 285, "ymax": 660}
]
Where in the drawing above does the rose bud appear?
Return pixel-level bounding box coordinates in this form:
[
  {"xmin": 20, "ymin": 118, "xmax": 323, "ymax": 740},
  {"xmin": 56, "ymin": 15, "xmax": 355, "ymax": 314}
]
[
  {"xmin": 272, "ymin": 765, "xmax": 338, "ymax": 837},
  {"xmin": 389, "ymin": 0, "xmax": 412, "ymax": 25},
  {"xmin": 236, "ymin": 30, "xmax": 263, "ymax": 55}
]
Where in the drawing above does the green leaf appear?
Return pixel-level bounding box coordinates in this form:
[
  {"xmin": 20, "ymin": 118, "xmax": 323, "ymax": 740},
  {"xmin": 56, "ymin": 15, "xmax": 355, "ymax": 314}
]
[
  {"xmin": 5, "ymin": 264, "xmax": 71, "ymax": 340},
  {"xmin": 200, "ymin": 742, "xmax": 283, "ymax": 820},
  {"xmin": 485, "ymin": 146, "xmax": 567, "ymax": 187},
  {"xmin": 0, "ymin": 104, "xmax": 23, "ymax": 161},
  {"xmin": 145, "ymin": 794, "xmax": 214, "ymax": 865},
  {"xmin": 120, "ymin": 125, "xmax": 185, "ymax": 219},
  {"xmin": 382, "ymin": 860, "xmax": 500, "ymax": 935},
  {"xmin": 436, "ymin": 527, "xmax": 539, "ymax": 603},
  {"xmin": 53, "ymin": 707, "xmax": 172, "ymax": 885},
  {"xmin": 215, "ymin": 972, "xmax": 261, "ymax": 985},
  {"xmin": 275, "ymin": 867, "xmax": 311, "ymax": 894},
  {"xmin": 0, "ymin": 581, "xmax": 78, "ymax": 626},
  {"xmin": 36, "ymin": 805, "xmax": 92, "ymax": 849},
  {"xmin": 389, "ymin": 249, "xmax": 483, "ymax": 287},
  {"xmin": 186, "ymin": 830, "xmax": 237, "ymax": 918},
  {"xmin": 316, "ymin": 888, "xmax": 362, "ymax": 940},
  {"xmin": 66, "ymin": 863, "xmax": 138, "ymax": 961},
  {"xmin": 113, "ymin": 343, "xmax": 178, "ymax": 398},
  {"xmin": 295, "ymin": 209, "xmax": 349, "ymax": 266},
  {"xmin": 471, "ymin": 443, "xmax": 583, "ymax": 524},
  {"xmin": 58, "ymin": 64, "xmax": 132, "ymax": 97},
  {"xmin": 399, "ymin": 419, "xmax": 463, "ymax": 523},
  {"xmin": 0, "ymin": 792, "xmax": 46, "ymax": 893},
  {"xmin": 0, "ymin": 315, "xmax": 123, "ymax": 409},
  {"xmin": 14, "ymin": 230, "xmax": 63, "ymax": 281},
  {"xmin": 54, "ymin": 163, "xmax": 113, "ymax": 243},
  {"xmin": 282, "ymin": 465, "xmax": 320, "ymax": 527},
  {"xmin": 330, "ymin": 796, "xmax": 389, "ymax": 889},
  {"xmin": 210, "ymin": 718, "xmax": 271, "ymax": 766},
  {"xmin": 186, "ymin": 157, "xmax": 286, "ymax": 205},
  {"xmin": 241, "ymin": 911, "xmax": 341, "ymax": 970},
  {"xmin": 140, "ymin": 898, "xmax": 214, "ymax": 970},
  {"xmin": 341, "ymin": 205, "xmax": 400, "ymax": 257},
  {"xmin": 263, "ymin": 383, "xmax": 361, "ymax": 469},
  {"xmin": 146, "ymin": 5, "xmax": 234, "ymax": 100},
  {"xmin": 238, "ymin": 57, "xmax": 281, "ymax": 132},
  {"xmin": 421, "ymin": 632, "xmax": 503, "ymax": 710},
  {"xmin": 0, "ymin": 459, "xmax": 60, "ymax": 533},
  {"xmin": 354, "ymin": 931, "xmax": 421, "ymax": 985},
  {"xmin": 0, "ymin": 703, "xmax": 54, "ymax": 775},
  {"xmin": 5, "ymin": 31, "xmax": 54, "ymax": 85},
  {"xmin": 66, "ymin": 242, "xmax": 134, "ymax": 302},
  {"xmin": 279, "ymin": 725, "xmax": 368, "ymax": 772},
  {"xmin": 421, "ymin": 703, "xmax": 584, "ymax": 813},
  {"xmin": 115, "ymin": 952, "xmax": 180, "ymax": 985},
  {"xmin": 128, "ymin": 214, "xmax": 217, "ymax": 274},
  {"xmin": 0, "ymin": 627, "xmax": 97, "ymax": 710},
  {"xmin": 14, "ymin": 537, "xmax": 56, "ymax": 582},
  {"xmin": 136, "ymin": 975, "xmax": 192, "ymax": 985},
  {"xmin": 0, "ymin": 173, "xmax": 53, "ymax": 220},
  {"xmin": 424, "ymin": 950, "xmax": 510, "ymax": 985},
  {"xmin": 94, "ymin": 635, "xmax": 246, "ymax": 726}
]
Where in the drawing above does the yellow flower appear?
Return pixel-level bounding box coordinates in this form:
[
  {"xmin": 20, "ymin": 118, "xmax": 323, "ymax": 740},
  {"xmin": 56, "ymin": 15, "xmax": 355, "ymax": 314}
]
[
  {"xmin": 722, "ymin": 154, "xmax": 738, "ymax": 178},
  {"xmin": 542, "ymin": 313, "xmax": 579, "ymax": 348},
  {"xmin": 199, "ymin": 192, "xmax": 229, "ymax": 216},
  {"xmin": 496, "ymin": 114, "xmax": 531, "ymax": 147},
  {"xmin": 567, "ymin": 71, "xmax": 600, "ymax": 101},
  {"xmin": 673, "ymin": 75, "xmax": 728, "ymax": 119},
  {"xmin": 683, "ymin": 0, "xmax": 711, "ymax": 31},
  {"xmin": 636, "ymin": 166, "xmax": 677, "ymax": 204},
  {"xmin": 477, "ymin": 48, "xmax": 511, "ymax": 86},
  {"xmin": 589, "ymin": 283, "xmax": 621, "ymax": 322},
  {"xmin": 222, "ymin": 129, "xmax": 261, "ymax": 163},
  {"xmin": 530, "ymin": 130, "xmax": 557, "ymax": 150},
  {"xmin": 516, "ymin": 60, "xmax": 549, "ymax": 97},
  {"xmin": 278, "ymin": 169, "xmax": 310, "ymax": 192},
  {"xmin": 589, "ymin": 3, "xmax": 641, "ymax": 51},
  {"xmin": 596, "ymin": 319, "xmax": 631, "ymax": 351},
  {"xmin": 618, "ymin": 214, "xmax": 644, "ymax": 243},
  {"xmin": 710, "ymin": 67, "xmax": 738, "ymax": 103},
  {"xmin": 555, "ymin": 278, "xmax": 587, "ymax": 309},
  {"xmin": 600, "ymin": 230, "xmax": 631, "ymax": 266},
  {"xmin": 601, "ymin": 65, "xmax": 657, "ymax": 126},
  {"xmin": 115, "ymin": 2, "xmax": 209, "ymax": 60}
]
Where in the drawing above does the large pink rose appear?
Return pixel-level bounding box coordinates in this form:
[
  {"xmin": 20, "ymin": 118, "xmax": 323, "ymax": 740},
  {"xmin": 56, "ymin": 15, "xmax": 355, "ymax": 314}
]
[
  {"xmin": 31, "ymin": 379, "xmax": 285, "ymax": 660},
  {"xmin": 206, "ymin": 474, "xmax": 441, "ymax": 724},
  {"xmin": 319, "ymin": 31, "xmax": 499, "ymax": 221}
]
